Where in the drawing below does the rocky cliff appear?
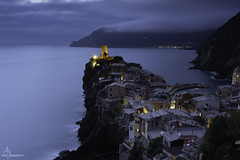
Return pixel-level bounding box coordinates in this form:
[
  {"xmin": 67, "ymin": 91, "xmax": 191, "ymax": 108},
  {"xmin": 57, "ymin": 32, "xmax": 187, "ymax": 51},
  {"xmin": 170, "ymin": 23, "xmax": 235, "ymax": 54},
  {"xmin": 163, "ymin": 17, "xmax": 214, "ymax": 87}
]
[
  {"xmin": 54, "ymin": 56, "xmax": 128, "ymax": 160},
  {"xmin": 192, "ymin": 12, "xmax": 240, "ymax": 79}
]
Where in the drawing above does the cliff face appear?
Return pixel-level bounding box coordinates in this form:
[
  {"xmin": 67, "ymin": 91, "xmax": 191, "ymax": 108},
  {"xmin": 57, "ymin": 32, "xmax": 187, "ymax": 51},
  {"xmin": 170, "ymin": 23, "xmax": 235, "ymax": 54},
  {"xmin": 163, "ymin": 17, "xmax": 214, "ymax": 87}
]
[
  {"xmin": 54, "ymin": 56, "xmax": 128, "ymax": 160},
  {"xmin": 70, "ymin": 28, "xmax": 213, "ymax": 49},
  {"xmin": 192, "ymin": 12, "xmax": 240, "ymax": 78}
]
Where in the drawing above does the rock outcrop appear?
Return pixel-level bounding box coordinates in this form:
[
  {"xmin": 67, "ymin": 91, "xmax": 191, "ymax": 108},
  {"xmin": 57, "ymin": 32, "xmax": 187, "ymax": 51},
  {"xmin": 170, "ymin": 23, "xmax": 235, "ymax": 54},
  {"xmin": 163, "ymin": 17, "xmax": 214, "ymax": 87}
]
[
  {"xmin": 192, "ymin": 12, "xmax": 240, "ymax": 79},
  {"xmin": 54, "ymin": 56, "xmax": 128, "ymax": 160}
]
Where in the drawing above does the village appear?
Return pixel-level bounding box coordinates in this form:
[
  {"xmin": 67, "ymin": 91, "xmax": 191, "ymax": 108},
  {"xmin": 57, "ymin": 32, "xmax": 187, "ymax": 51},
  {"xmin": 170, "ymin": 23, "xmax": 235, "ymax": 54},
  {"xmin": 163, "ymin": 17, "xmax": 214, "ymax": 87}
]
[{"xmin": 89, "ymin": 45, "xmax": 240, "ymax": 160}]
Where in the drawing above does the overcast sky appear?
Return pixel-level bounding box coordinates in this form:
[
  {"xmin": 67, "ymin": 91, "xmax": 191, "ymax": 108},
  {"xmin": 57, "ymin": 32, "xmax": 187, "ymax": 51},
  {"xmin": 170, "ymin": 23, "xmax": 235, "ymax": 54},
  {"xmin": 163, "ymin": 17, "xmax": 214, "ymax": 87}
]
[{"xmin": 0, "ymin": 0, "xmax": 239, "ymax": 44}]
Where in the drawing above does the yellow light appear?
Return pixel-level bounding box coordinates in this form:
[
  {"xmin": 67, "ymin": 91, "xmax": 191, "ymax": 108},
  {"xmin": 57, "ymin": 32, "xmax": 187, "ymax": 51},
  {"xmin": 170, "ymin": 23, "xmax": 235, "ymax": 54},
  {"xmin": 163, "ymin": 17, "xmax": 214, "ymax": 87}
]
[
  {"xmin": 170, "ymin": 101, "xmax": 175, "ymax": 109},
  {"xmin": 92, "ymin": 61, "xmax": 96, "ymax": 68},
  {"xmin": 237, "ymin": 75, "xmax": 239, "ymax": 78},
  {"xmin": 93, "ymin": 55, "xmax": 98, "ymax": 60},
  {"xmin": 143, "ymin": 107, "xmax": 148, "ymax": 114}
]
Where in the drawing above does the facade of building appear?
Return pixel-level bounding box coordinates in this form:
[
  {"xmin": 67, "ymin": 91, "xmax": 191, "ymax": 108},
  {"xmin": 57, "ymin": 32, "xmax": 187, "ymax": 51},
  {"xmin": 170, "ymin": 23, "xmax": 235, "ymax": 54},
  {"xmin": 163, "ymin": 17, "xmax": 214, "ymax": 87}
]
[
  {"xmin": 106, "ymin": 82, "xmax": 126, "ymax": 99},
  {"xmin": 232, "ymin": 65, "xmax": 240, "ymax": 85}
]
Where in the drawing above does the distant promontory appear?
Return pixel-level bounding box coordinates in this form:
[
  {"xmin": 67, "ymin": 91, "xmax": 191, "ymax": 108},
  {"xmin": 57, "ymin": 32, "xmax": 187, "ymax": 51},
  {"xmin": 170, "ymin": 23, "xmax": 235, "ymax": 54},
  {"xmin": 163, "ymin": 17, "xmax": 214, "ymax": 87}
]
[{"xmin": 70, "ymin": 28, "xmax": 213, "ymax": 49}]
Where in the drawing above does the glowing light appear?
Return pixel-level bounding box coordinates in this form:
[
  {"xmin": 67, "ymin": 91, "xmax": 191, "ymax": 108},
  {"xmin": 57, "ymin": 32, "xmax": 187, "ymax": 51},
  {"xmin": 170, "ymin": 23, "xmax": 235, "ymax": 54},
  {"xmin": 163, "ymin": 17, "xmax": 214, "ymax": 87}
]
[
  {"xmin": 92, "ymin": 61, "xmax": 96, "ymax": 68},
  {"xmin": 143, "ymin": 107, "xmax": 148, "ymax": 114},
  {"xmin": 170, "ymin": 101, "xmax": 176, "ymax": 109},
  {"xmin": 237, "ymin": 75, "xmax": 239, "ymax": 78},
  {"xmin": 92, "ymin": 55, "xmax": 98, "ymax": 60}
]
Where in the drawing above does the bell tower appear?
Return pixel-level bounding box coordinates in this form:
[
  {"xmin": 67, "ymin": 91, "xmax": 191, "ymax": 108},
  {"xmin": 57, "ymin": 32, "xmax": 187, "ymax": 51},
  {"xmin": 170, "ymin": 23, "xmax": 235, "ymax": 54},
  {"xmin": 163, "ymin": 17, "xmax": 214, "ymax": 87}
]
[
  {"xmin": 100, "ymin": 45, "xmax": 109, "ymax": 59},
  {"xmin": 232, "ymin": 65, "xmax": 240, "ymax": 85}
]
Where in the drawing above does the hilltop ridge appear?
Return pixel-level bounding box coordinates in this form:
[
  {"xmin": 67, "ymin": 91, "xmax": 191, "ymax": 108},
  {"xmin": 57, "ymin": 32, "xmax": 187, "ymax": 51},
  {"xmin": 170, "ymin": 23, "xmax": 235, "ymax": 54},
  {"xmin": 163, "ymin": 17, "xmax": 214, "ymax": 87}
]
[
  {"xmin": 70, "ymin": 28, "xmax": 213, "ymax": 49},
  {"xmin": 192, "ymin": 12, "xmax": 240, "ymax": 78}
]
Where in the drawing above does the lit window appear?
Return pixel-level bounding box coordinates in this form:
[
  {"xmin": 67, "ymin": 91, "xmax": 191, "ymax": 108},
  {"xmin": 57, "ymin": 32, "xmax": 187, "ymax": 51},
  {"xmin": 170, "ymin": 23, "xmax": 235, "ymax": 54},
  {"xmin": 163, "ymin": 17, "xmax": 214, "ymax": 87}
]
[{"xmin": 237, "ymin": 75, "xmax": 239, "ymax": 78}]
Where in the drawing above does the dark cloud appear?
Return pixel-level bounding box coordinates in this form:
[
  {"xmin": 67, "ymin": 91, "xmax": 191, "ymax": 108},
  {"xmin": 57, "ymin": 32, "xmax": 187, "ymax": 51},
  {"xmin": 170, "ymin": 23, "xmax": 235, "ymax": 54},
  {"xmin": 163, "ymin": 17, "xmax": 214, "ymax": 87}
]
[{"xmin": 0, "ymin": 0, "xmax": 239, "ymax": 44}]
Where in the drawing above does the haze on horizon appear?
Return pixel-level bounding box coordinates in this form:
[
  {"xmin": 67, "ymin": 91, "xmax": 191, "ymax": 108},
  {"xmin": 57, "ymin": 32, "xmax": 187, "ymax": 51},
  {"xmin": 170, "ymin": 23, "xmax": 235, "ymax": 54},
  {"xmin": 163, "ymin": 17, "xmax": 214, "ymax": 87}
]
[{"xmin": 0, "ymin": 0, "xmax": 239, "ymax": 44}]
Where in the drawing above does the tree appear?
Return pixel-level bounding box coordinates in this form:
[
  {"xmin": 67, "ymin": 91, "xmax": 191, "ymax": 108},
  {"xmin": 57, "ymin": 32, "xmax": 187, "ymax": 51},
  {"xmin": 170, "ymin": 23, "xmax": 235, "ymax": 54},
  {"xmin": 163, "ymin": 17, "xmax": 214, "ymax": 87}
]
[
  {"xmin": 129, "ymin": 142, "xmax": 145, "ymax": 160},
  {"xmin": 199, "ymin": 111, "xmax": 240, "ymax": 160},
  {"xmin": 147, "ymin": 137, "xmax": 163, "ymax": 158}
]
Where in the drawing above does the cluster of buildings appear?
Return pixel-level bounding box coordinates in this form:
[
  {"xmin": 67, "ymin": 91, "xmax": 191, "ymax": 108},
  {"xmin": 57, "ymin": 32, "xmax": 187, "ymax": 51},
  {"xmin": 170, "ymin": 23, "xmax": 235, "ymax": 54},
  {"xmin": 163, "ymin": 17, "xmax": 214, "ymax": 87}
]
[{"xmin": 90, "ymin": 46, "xmax": 240, "ymax": 160}]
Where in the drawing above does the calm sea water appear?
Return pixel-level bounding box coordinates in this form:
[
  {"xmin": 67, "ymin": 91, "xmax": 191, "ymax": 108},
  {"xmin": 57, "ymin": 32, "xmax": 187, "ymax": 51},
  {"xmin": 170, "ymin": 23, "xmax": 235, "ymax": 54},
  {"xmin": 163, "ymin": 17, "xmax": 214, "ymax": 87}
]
[{"xmin": 0, "ymin": 45, "xmax": 229, "ymax": 160}]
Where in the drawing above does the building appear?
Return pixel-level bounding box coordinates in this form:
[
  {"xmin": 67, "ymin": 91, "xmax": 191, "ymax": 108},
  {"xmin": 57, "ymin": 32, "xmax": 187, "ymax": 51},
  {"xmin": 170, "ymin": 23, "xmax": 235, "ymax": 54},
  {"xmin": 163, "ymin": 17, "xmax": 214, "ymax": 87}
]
[
  {"xmin": 190, "ymin": 95, "xmax": 220, "ymax": 111},
  {"xmin": 106, "ymin": 82, "xmax": 126, "ymax": 99},
  {"xmin": 92, "ymin": 45, "xmax": 111, "ymax": 60},
  {"xmin": 216, "ymin": 85, "xmax": 232, "ymax": 99},
  {"xmin": 100, "ymin": 45, "xmax": 110, "ymax": 59},
  {"xmin": 232, "ymin": 65, "xmax": 240, "ymax": 85},
  {"xmin": 139, "ymin": 110, "xmax": 169, "ymax": 140},
  {"xmin": 162, "ymin": 131, "xmax": 184, "ymax": 160}
]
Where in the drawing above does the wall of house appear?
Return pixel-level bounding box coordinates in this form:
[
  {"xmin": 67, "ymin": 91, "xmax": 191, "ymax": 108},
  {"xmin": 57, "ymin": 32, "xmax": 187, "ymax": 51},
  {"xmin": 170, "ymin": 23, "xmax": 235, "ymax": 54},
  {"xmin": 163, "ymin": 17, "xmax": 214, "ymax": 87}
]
[{"xmin": 107, "ymin": 85, "xmax": 126, "ymax": 99}]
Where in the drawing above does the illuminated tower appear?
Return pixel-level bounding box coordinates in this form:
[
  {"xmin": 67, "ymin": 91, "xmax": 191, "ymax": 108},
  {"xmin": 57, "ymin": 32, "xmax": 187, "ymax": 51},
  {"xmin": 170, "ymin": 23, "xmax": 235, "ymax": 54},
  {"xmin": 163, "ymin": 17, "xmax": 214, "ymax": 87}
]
[
  {"xmin": 100, "ymin": 45, "xmax": 109, "ymax": 59},
  {"xmin": 232, "ymin": 65, "xmax": 240, "ymax": 85}
]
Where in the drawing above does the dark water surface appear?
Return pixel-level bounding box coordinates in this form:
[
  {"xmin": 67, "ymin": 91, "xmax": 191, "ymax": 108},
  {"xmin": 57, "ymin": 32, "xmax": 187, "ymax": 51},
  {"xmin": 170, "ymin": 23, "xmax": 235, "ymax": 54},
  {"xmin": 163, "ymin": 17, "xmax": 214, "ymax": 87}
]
[{"xmin": 0, "ymin": 45, "xmax": 229, "ymax": 160}]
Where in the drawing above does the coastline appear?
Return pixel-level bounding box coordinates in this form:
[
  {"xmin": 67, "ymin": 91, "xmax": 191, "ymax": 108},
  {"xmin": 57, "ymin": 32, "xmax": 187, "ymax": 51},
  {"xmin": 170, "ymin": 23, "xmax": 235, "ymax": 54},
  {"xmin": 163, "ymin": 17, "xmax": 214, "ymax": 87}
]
[
  {"xmin": 54, "ymin": 48, "xmax": 169, "ymax": 159},
  {"xmin": 54, "ymin": 46, "xmax": 235, "ymax": 160}
]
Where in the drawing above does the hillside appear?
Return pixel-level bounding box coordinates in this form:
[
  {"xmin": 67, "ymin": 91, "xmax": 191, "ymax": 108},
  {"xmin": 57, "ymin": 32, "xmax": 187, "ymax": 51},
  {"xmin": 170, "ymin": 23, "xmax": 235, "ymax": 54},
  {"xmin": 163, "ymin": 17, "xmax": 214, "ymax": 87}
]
[
  {"xmin": 192, "ymin": 12, "xmax": 240, "ymax": 78},
  {"xmin": 70, "ymin": 28, "xmax": 213, "ymax": 49}
]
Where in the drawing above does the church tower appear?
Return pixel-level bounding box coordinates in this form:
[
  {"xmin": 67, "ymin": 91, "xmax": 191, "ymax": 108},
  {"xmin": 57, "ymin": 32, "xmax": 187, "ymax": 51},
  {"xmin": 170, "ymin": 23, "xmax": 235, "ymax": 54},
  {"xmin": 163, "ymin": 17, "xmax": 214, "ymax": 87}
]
[
  {"xmin": 232, "ymin": 65, "xmax": 240, "ymax": 85},
  {"xmin": 100, "ymin": 45, "xmax": 109, "ymax": 59}
]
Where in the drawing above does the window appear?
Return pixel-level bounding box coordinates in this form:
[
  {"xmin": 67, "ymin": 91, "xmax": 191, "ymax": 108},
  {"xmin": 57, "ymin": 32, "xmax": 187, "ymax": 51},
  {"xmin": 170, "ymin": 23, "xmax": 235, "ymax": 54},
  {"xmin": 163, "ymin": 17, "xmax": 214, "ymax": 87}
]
[
  {"xmin": 110, "ymin": 88, "xmax": 112, "ymax": 91},
  {"xmin": 110, "ymin": 94, "xmax": 112, "ymax": 97},
  {"xmin": 130, "ymin": 127, "xmax": 133, "ymax": 131}
]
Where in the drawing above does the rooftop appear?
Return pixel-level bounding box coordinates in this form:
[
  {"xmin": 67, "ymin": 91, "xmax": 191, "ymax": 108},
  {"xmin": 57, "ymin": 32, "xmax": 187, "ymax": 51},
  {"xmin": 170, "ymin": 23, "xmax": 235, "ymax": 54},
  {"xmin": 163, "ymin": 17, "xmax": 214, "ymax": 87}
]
[
  {"xmin": 163, "ymin": 146, "xmax": 183, "ymax": 156},
  {"xmin": 111, "ymin": 63, "xmax": 126, "ymax": 67},
  {"xmin": 123, "ymin": 108, "xmax": 135, "ymax": 115},
  {"xmin": 165, "ymin": 109, "xmax": 190, "ymax": 118},
  {"xmin": 162, "ymin": 131, "xmax": 180, "ymax": 142},
  {"xmin": 192, "ymin": 95, "xmax": 217, "ymax": 102},
  {"xmin": 110, "ymin": 72, "xmax": 122, "ymax": 76},
  {"xmin": 140, "ymin": 110, "xmax": 168, "ymax": 120},
  {"xmin": 148, "ymin": 128, "xmax": 164, "ymax": 139},
  {"xmin": 176, "ymin": 127, "xmax": 206, "ymax": 139},
  {"xmin": 106, "ymin": 82, "xmax": 126, "ymax": 88},
  {"xmin": 233, "ymin": 65, "xmax": 240, "ymax": 74}
]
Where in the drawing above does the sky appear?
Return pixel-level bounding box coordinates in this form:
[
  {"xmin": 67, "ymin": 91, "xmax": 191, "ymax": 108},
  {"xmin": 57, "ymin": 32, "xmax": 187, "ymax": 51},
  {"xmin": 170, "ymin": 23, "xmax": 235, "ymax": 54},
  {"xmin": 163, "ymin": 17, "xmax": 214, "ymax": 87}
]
[{"xmin": 0, "ymin": 0, "xmax": 239, "ymax": 44}]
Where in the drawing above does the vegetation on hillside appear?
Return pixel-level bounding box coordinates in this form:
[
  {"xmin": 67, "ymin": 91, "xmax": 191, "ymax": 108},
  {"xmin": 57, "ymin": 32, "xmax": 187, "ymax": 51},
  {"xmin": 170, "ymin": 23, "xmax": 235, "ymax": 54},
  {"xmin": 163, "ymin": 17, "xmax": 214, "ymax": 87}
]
[{"xmin": 199, "ymin": 112, "xmax": 240, "ymax": 160}]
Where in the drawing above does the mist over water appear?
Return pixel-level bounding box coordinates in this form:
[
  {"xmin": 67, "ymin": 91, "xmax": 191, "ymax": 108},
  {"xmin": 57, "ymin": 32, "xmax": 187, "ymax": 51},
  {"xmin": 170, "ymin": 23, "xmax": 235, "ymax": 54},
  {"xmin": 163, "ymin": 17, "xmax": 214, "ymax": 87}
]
[{"xmin": 0, "ymin": 45, "xmax": 229, "ymax": 160}]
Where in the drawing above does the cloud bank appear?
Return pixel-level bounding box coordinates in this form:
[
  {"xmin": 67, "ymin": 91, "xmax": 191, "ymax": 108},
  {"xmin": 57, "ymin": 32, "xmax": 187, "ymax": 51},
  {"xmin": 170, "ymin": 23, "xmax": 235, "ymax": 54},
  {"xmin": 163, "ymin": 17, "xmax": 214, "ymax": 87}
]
[{"xmin": 0, "ymin": 0, "xmax": 239, "ymax": 44}]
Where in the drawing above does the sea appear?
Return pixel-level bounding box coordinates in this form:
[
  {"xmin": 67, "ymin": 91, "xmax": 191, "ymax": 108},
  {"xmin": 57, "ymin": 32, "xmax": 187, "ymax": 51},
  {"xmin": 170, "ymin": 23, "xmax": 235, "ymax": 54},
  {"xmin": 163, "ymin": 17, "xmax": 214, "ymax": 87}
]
[{"xmin": 0, "ymin": 45, "xmax": 230, "ymax": 160}]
